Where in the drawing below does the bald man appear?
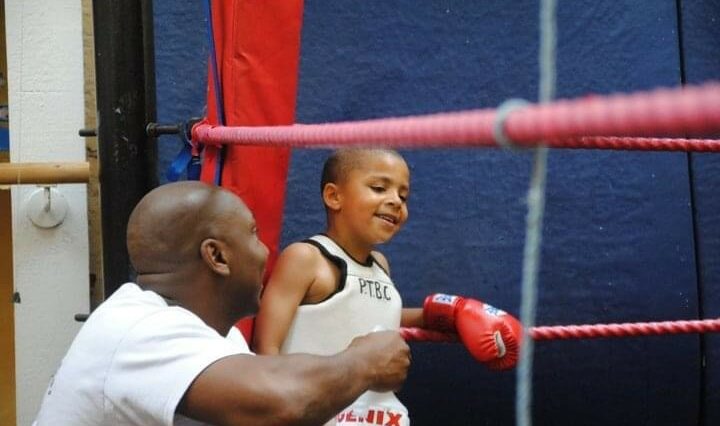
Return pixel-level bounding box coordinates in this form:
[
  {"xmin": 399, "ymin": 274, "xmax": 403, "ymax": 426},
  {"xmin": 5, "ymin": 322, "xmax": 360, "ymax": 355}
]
[{"xmin": 34, "ymin": 181, "xmax": 411, "ymax": 426}]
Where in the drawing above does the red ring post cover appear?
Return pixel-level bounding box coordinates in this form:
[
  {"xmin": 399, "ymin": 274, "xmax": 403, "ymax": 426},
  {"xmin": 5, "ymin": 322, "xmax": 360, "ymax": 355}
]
[{"xmin": 202, "ymin": 0, "xmax": 304, "ymax": 340}]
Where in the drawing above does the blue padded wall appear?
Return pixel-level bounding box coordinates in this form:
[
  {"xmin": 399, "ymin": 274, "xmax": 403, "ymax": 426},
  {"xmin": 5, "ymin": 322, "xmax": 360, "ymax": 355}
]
[
  {"xmin": 153, "ymin": 1, "xmax": 718, "ymax": 424},
  {"xmin": 288, "ymin": 1, "xmax": 697, "ymax": 425},
  {"xmin": 153, "ymin": 0, "xmax": 208, "ymax": 183}
]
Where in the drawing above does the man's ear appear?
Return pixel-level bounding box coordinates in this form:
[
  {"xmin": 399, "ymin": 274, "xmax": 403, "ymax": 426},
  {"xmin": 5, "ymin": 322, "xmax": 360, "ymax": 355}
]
[
  {"xmin": 322, "ymin": 183, "xmax": 342, "ymax": 211},
  {"xmin": 200, "ymin": 238, "xmax": 230, "ymax": 276}
]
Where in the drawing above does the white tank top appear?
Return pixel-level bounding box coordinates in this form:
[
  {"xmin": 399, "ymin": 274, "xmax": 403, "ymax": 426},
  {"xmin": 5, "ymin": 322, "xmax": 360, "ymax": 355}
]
[{"xmin": 281, "ymin": 235, "xmax": 410, "ymax": 426}]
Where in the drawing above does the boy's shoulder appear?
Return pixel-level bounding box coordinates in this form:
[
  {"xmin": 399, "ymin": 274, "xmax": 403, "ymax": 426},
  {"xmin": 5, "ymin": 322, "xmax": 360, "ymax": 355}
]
[
  {"xmin": 280, "ymin": 240, "xmax": 324, "ymax": 261},
  {"xmin": 271, "ymin": 241, "xmax": 327, "ymax": 288}
]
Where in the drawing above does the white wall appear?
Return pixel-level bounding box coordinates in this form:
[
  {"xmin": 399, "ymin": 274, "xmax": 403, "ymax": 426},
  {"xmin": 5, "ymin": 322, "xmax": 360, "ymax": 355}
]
[{"xmin": 6, "ymin": 1, "xmax": 89, "ymax": 424}]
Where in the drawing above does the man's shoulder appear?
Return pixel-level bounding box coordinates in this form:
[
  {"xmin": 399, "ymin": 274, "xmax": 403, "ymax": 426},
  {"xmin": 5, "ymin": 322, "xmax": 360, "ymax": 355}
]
[
  {"xmin": 87, "ymin": 283, "xmax": 205, "ymax": 343},
  {"xmin": 101, "ymin": 282, "xmax": 162, "ymax": 307},
  {"xmin": 92, "ymin": 283, "xmax": 170, "ymax": 322}
]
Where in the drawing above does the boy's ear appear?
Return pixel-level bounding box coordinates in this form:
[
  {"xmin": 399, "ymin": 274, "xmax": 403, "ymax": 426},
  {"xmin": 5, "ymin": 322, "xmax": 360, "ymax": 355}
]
[
  {"xmin": 322, "ymin": 183, "xmax": 342, "ymax": 211},
  {"xmin": 200, "ymin": 238, "xmax": 231, "ymax": 276}
]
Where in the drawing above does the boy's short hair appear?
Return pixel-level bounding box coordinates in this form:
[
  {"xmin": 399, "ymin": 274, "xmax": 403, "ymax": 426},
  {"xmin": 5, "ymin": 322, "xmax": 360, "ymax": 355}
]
[{"xmin": 320, "ymin": 148, "xmax": 403, "ymax": 194}]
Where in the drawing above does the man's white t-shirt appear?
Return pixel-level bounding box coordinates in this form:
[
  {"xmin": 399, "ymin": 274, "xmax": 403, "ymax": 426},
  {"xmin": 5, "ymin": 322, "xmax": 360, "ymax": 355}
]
[{"xmin": 34, "ymin": 283, "xmax": 252, "ymax": 426}]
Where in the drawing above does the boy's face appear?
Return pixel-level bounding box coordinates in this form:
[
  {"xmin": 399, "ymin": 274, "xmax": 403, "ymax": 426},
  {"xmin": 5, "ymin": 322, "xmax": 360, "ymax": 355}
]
[{"xmin": 334, "ymin": 152, "xmax": 410, "ymax": 245}]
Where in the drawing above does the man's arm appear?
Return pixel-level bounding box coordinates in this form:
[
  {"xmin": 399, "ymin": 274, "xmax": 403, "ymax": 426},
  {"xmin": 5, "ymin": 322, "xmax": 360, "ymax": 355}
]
[{"xmin": 178, "ymin": 330, "xmax": 410, "ymax": 426}]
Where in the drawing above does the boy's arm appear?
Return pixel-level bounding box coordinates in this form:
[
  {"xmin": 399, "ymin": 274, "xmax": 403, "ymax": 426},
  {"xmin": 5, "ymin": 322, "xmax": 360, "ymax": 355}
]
[
  {"xmin": 254, "ymin": 243, "xmax": 319, "ymax": 355},
  {"xmin": 375, "ymin": 252, "xmax": 522, "ymax": 369},
  {"xmin": 401, "ymin": 308, "xmax": 424, "ymax": 328}
]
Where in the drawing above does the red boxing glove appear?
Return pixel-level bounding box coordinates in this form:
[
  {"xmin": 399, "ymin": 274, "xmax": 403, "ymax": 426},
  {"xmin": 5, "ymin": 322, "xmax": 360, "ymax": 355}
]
[{"xmin": 423, "ymin": 293, "xmax": 522, "ymax": 370}]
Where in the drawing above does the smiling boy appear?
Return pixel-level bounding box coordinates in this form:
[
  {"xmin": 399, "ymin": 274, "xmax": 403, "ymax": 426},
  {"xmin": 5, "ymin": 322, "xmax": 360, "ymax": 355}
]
[{"xmin": 254, "ymin": 149, "xmax": 522, "ymax": 425}]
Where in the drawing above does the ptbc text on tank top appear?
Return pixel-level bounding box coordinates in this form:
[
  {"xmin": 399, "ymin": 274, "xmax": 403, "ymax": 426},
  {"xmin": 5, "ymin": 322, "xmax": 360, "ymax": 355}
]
[{"xmin": 357, "ymin": 278, "xmax": 393, "ymax": 301}]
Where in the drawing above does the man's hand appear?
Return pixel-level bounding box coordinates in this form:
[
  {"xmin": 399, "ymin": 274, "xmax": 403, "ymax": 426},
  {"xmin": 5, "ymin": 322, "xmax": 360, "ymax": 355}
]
[{"xmin": 347, "ymin": 330, "xmax": 411, "ymax": 392}]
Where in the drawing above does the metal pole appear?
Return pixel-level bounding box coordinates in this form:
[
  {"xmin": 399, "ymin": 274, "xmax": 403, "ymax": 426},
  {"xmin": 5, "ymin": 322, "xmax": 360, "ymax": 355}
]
[{"xmin": 92, "ymin": 0, "xmax": 157, "ymax": 296}]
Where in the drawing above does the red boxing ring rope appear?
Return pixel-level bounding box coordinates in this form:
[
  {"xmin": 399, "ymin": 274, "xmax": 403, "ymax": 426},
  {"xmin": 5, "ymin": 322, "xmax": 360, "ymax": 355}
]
[
  {"xmin": 400, "ymin": 318, "xmax": 720, "ymax": 342},
  {"xmin": 195, "ymin": 81, "xmax": 720, "ymax": 347},
  {"xmin": 193, "ymin": 82, "xmax": 720, "ymax": 150},
  {"xmin": 555, "ymin": 136, "xmax": 720, "ymax": 152}
]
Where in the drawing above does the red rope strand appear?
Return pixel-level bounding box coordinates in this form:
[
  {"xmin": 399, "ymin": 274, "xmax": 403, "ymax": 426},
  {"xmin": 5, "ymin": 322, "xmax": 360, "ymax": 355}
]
[
  {"xmin": 193, "ymin": 82, "xmax": 720, "ymax": 150},
  {"xmin": 529, "ymin": 318, "xmax": 720, "ymax": 341},
  {"xmin": 553, "ymin": 137, "xmax": 720, "ymax": 152},
  {"xmin": 399, "ymin": 318, "xmax": 720, "ymax": 342}
]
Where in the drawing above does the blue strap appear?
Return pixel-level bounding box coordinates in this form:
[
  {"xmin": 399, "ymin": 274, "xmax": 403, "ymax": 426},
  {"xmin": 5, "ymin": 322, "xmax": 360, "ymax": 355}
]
[
  {"xmin": 166, "ymin": 143, "xmax": 192, "ymax": 182},
  {"xmin": 165, "ymin": 121, "xmax": 200, "ymax": 182}
]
